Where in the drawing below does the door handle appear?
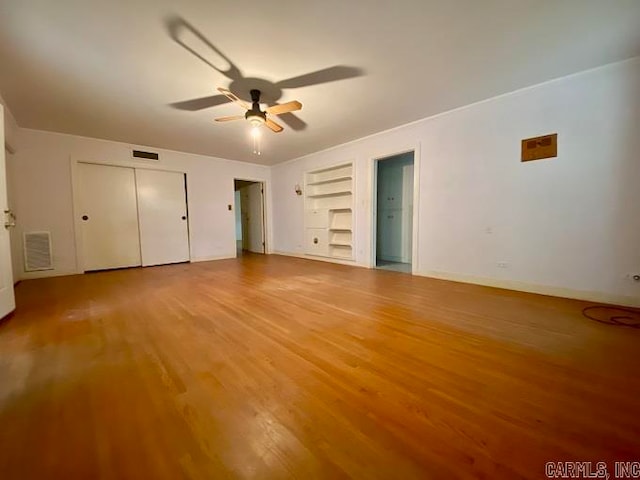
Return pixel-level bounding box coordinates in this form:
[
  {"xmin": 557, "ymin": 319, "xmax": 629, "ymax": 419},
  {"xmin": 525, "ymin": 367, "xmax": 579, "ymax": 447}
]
[
  {"xmin": 181, "ymin": 216, "xmax": 187, "ymax": 220},
  {"xmin": 82, "ymin": 215, "xmax": 89, "ymax": 221},
  {"xmin": 4, "ymin": 209, "xmax": 16, "ymax": 229}
]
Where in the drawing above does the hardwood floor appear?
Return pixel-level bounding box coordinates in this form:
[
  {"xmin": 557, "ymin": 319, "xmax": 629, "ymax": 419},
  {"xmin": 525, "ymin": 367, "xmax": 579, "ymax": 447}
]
[{"xmin": 0, "ymin": 254, "xmax": 638, "ymax": 479}]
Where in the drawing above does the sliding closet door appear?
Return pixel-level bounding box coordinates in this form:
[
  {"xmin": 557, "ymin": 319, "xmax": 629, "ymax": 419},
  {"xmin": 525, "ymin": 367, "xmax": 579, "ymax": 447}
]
[
  {"xmin": 135, "ymin": 169, "xmax": 190, "ymax": 267},
  {"xmin": 78, "ymin": 163, "xmax": 141, "ymax": 271}
]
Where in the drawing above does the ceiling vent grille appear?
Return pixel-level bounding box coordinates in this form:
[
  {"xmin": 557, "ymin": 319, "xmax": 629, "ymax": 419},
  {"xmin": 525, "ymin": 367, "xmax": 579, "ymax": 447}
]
[
  {"xmin": 132, "ymin": 149, "xmax": 159, "ymax": 160},
  {"xmin": 24, "ymin": 232, "xmax": 53, "ymax": 271}
]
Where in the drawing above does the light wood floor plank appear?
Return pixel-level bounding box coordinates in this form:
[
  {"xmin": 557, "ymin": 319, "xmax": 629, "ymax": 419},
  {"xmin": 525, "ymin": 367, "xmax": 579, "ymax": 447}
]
[{"xmin": 1, "ymin": 254, "xmax": 639, "ymax": 479}]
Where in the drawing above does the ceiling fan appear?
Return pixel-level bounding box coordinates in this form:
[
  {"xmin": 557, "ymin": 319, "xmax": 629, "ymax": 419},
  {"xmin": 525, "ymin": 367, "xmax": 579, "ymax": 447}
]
[{"xmin": 214, "ymin": 88, "xmax": 302, "ymax": 133}]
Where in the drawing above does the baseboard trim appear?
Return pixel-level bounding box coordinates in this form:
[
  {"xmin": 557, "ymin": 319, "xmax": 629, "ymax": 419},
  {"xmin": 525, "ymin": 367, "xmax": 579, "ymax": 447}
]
[
  {"xmin": 271, "ymin": 250, "xmax": 304, "ymax": 259},
  {"xmin": 0, "ymin": 309, "xmax": 15, "ymax": 325},
  {"xmin": 272, "ymin": 250, "xmax": 367, "ymax": 268},
  {"xmin": 191, "ymin": 254, "xmax": 237, "ymax": 263},
  {"xmin": 416, "ymin": 270, "xmax": 640, "ymax": 308},
  {"xmin": 17, "ymin": 269, "xmax": 81, "ymax": 281}
]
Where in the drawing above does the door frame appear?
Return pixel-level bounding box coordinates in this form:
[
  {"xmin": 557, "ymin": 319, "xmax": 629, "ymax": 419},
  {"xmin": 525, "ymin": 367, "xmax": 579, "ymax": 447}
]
[
  {"xmin": 369, "ymin": 143, "xmax": 421, "ymax": 273},
  {"xmin": 233, "ymin": 178, "xmax": 267, "ymax": 255},
  {"xmin": 70, "ymin": 157, "xmax": 190, "ymax": 274},
  {"xmin": 0, "ymin": 105, "xmax": 16, "ymax": 318}
]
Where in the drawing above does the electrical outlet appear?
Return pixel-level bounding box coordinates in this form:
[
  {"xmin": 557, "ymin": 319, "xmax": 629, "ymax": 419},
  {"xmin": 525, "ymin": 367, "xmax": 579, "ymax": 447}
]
[{"xmin": 497, "ymin": 262, "xmax": 508, "ymax": 269}]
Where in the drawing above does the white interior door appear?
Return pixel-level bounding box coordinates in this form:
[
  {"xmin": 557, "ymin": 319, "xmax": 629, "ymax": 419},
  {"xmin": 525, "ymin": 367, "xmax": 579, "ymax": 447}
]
[
  {"xmin": 136, "ymin": 169, "xmax": 190, "ymax": 266},
  {"xmin": 247, "ymin": 183, "xmax": 265, "ymax": 253},
  {"xmin": 78, "ymin": 163, "xmax": 141, "ymax": 271},
  {"xmin": 0, "ymin": 106, "xmax": 16, "ymax": 318}
]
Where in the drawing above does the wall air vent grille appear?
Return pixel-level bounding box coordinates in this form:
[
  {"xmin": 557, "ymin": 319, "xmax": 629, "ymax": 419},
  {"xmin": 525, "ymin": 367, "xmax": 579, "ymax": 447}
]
[
  {"xmin": 24, "ymin": 232, "xmax": 53, "ymax": 271},
  {"xmin": 132, "ymin": 150, "xmax": 159, "ymax": 160}
]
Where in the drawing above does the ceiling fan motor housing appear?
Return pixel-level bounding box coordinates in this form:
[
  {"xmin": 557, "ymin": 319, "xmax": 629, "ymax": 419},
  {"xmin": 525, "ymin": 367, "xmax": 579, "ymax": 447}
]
[
  {"xmin": 246, "ymin": 89, "xmax": 267, "ymax": 124},
  {"xmin": 250, "ymin": 89, "xmax": 261, "ymax": 104}
]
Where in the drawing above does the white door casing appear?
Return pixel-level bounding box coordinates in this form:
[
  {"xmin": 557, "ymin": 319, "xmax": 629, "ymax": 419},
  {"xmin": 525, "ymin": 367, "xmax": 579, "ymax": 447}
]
[
  {"xmin": 135, "ymin": 169, "xmax": 190, "ymax": 267},
  {"xmin": 78, "ymin": 163, "xmax": 142, "ymax": 271},
  {"xmin": 0, "ymin": 105, "xmax": 16, "ymax": 318}
]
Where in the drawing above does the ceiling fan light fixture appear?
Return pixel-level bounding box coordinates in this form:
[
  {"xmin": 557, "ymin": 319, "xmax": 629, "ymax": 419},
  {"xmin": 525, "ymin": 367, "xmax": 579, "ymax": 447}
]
[
  {"xmin": 245, "ymin": 111, "xmax": 266, "ymax": 126},
  {"xmin": 250, "ymin": 123, "xmax": 262, "ymax": 156}
]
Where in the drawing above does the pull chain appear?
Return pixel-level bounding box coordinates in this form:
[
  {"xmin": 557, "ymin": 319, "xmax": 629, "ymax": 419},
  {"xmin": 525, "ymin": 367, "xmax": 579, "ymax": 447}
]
[{"xmin": 252, "ymin": 126, "xmax": 261, "ymax": 155}]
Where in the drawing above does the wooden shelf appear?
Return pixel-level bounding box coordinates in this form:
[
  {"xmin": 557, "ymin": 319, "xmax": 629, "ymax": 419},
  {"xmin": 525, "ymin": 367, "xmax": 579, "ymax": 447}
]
[
  {"xmin": 310, "ymin": 164, "xmax": 351, "ymax": 174},
  {"xmin": 307, "ymin": 176, "xmax": 352, "ymax": 186},
  {"xmin": 329, "ymin": 242, "xmax": 352, "ymax": 247},
  {"xmin": 329, "ymin": 228, "xmax": 352, "ymax": 232},
  {"xmin": 307, "ymin": 191, "xmax": 352, "ymax": 199},
  {"xmin": 329, "ymin": 207, "xmax": 352, "ymax": 212}
]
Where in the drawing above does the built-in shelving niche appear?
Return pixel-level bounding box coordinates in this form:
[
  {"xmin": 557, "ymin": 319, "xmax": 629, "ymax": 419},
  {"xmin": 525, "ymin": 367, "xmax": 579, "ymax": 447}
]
[{"xmin": 304, "ymin": 162, "xmax": 354, "ymax": 260}]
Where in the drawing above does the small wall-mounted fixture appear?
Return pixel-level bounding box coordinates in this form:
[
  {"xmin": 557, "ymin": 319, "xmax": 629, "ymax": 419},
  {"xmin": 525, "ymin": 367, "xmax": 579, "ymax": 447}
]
[
  {"xmin": 294, "ymin": 184, "xmax": 302, "ymax": 196},
  {"xmin": 521, "ymin": 133, "xmax": 557, "ymax": 162}
]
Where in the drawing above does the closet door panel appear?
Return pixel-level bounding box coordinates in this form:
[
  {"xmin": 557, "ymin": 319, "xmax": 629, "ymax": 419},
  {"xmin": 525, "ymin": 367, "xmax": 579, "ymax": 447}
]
[
  {"xmin": 136, "ymin": 169, "xmax": 190, "ymax": 267},
  {"xmin": 78, "ymin": 163, "xmax": 141, "ymax": 271}
]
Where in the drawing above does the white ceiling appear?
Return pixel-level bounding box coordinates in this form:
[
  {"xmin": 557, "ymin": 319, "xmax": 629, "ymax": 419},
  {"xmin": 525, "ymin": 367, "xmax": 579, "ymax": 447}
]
[{"xmin": 1, "ymin": 0, "xmax": 639, "ymax": 165}]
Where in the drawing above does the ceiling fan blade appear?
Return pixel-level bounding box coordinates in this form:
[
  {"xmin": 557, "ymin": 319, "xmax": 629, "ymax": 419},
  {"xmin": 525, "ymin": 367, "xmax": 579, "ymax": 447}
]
[
  {"xmin": 265, "ymin": 118, "xmax": 284, "ymax": 133},
  {"xmin": 214, "ymin": 115, "xmax": 244, "ymax": 122},
  {"xmin": 169, "ymin": 94, "xmax": 230, "ymax": 111},
  {"xmin": 217, "ymin": 87, "xmax": 250, "ymax": 110},
  {"xmin": 266, "ymin": 101, "xmax": 302, "ymax": 116},
  {"xmin": 276, "ymin": 65, "xmax": 364, "ymax": 89}
]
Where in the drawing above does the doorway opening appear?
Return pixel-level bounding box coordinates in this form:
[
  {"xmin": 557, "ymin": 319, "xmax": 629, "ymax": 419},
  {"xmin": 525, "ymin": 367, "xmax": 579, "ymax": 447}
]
[
  {"xmin": 374, "ymin": 151, "xmax": 414, "ymax": 273},
  {"xmin": 234, "ymin": 179, "xmax": 265, "ymax": 256}
]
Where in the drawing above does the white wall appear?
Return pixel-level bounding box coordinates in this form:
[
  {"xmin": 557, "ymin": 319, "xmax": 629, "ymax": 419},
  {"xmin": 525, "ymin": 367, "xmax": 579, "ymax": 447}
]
[
  {"xmin": 10, "ymin": 129, "xmax": 271, "ymax": 280},
  {"xmin": 272, "ymin": 57, "xmax": 640, "ymax": 306},
  {"xmin": 4, "ymin": 57, "xmax": 639, "ymax": 305}
]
